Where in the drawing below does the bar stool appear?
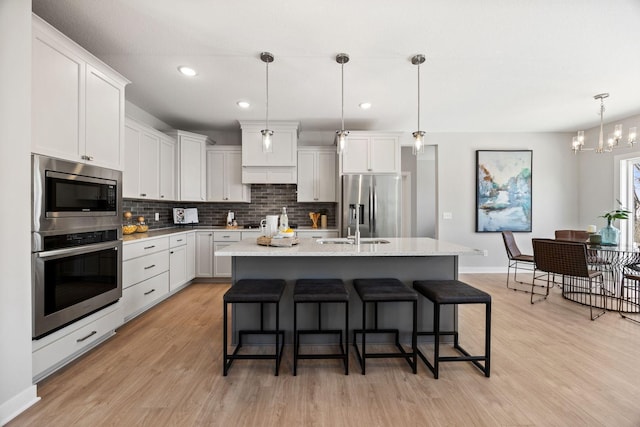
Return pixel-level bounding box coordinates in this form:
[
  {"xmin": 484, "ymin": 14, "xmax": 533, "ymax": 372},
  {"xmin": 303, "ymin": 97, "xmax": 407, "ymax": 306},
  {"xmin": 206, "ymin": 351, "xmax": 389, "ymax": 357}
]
[
  {"xmin": 293, "ymin": 279, "xmax": 349, "ymax": 375},
  {"xmin": 413, "ymin": 280, "xmax": 491, "ymax": 379},
  {"xmin": 352, "ymin": 278, "xmax": 418, "ymax": 375},
  {"xmin": 223, "ymin": 279, "xmax": 286, "ymax": 376}
]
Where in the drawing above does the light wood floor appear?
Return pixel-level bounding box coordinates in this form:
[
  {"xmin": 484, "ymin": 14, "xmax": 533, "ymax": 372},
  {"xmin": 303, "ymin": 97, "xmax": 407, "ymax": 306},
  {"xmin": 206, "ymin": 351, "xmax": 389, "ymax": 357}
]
[{"xmin": 9, "ymin": 274, "xmax": 640, "ymax": 426}]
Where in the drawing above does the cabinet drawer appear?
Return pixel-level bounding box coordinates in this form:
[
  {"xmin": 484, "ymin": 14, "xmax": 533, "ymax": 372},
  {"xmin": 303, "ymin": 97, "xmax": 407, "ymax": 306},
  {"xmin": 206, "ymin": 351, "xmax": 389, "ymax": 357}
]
[
  {"xmin": 170, "ymin": 233, "xmax": 188, "ymax": 248},
  {"xmin": 123, "ymin": 271, "xmax": 169, "ymax": 320},
  {"xmin": 296, "ymin": 230, "xmax": 339, "ymax": 239},
  {"xmin": 123, "ymin": 251, "xmax": 169, "ymax": 288},
  {"xmin": 33, "ymin": 303, "xmax": 123, "ymax": 380},
  {"xmin": 123, "ymin": 237, "xmax": 169, "ymax": 260},
  {"xmin": 213, "ymin": 231, "xmax": 241, "ymax": 242}
]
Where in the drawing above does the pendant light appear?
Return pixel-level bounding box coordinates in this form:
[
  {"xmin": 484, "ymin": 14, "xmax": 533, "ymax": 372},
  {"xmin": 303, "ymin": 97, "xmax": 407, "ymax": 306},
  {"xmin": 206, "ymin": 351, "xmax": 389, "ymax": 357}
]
[
  {"xmin": 336, "ymin": 53, "xmax": 350, "ymax": 154},
  {"xmin": 411, "ymin": 54, "xmax": 426, "ymax": 155},
  {"xmin": 260, "ymin": 52, "xmax": 274, "ymax": 153}
]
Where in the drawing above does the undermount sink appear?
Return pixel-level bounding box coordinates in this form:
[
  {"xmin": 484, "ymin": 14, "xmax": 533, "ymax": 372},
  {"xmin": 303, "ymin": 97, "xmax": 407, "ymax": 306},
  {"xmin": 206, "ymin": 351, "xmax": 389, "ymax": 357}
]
[{"xmin": 316, "ymin": 238, "xmax": 390, "ymax": 245}]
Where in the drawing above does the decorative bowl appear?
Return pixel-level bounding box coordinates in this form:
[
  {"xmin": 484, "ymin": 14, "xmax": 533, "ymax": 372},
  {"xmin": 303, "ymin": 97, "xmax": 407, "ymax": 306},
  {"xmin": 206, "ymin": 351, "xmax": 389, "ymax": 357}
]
[{"xmin": 122, "ymin": 225, "xmax": 137, "ymax": 235}]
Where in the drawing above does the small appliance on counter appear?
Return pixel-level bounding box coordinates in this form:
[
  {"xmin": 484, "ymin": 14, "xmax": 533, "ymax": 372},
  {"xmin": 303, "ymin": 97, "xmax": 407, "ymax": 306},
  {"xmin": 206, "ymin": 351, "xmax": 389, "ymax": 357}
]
[{"xmin": 173, "ymin": 207, "xmax": 199, "ymax": 225}]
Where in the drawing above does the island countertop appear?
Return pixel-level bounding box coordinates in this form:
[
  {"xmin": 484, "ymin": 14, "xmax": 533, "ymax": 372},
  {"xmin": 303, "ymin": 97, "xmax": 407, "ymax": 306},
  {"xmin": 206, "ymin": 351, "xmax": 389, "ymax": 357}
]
[{"xmin": 215, "ymin": 237, "xmax": 483, "ymax": 257}]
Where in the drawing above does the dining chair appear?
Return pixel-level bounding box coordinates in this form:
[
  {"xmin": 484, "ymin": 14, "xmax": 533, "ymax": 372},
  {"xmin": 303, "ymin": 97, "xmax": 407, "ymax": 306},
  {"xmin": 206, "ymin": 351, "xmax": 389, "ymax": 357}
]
[
  {"xmin": 555, "ymin": 229, "xmax": 612, "ymax": 279},
  {"xmin": 619, "ymin": 264, "xmax": 640, "ymax": 325},
  {"xmin": 532, "ymin": 238, "xmax": 606, "ymax": 320},
  {"xmin": 501, "ymin": 231, "xmax": 542, "ymax": 293}
]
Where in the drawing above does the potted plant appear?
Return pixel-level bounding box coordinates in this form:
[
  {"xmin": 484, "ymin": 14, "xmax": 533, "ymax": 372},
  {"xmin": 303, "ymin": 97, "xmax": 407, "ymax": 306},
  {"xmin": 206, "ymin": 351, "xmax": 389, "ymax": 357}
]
[{"xmin": 598, "ymin": 201, "xmax": 631, "ymax": 246}]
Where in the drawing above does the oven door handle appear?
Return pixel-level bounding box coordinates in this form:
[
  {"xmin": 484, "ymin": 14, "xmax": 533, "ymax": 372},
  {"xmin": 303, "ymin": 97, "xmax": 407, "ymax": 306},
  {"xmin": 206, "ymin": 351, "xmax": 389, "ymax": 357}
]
[{"xmin": 36, "ymin": 241, "xmax": 120, "ymax": 259}]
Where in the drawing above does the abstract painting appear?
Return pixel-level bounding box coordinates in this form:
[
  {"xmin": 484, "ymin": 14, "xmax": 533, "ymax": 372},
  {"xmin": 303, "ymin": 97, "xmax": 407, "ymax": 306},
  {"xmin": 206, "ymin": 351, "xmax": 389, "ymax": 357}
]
[{"xmin": 476, "ymin": 150, "xmax": 532, "ymax": 232}]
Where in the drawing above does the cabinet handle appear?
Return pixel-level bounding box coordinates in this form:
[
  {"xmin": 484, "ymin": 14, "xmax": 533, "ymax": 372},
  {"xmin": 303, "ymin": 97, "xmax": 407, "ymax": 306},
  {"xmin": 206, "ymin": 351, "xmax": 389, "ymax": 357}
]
[
  {"xmin": 176, "ymin": 239, "xmax": 183, "ymax": 242},
  {"xmin": 367, "ymin": 168, "xmax": 372, "ymax": 171},
  {"xmin": 314, "ymin": 197, "xmax": 319, "ymax": 201},
  {"xmin": 140, "ymin": 193, "xmax": 147, "ymax": 197},
  {"xmin": 170, "ymin": 251, "xmax": 174, "ymax": 254},
  {"xmin": 222, "ymin": 235, "xmax": 230, "ymax": 238},
  {"xmin": 144, "ymin": 289, "xmax": 156, "ymax": 296},
  {"xmin": 76, "ymin": 330, "xmax": 97, "ymax": 343},
  {"xmin": 160, "ymin": 195, "xmax": 165, "ymax": 198},
  {"xmin": 81, "ymin": 155, "xmax": 94, "ymax": 161},
  {"xmin": 144, "ymin": 264, "xmax": 156, "ymax": 270},
  {"xmin": 144, "ymin": 245, "xmax": 156, "ymax": 250}
]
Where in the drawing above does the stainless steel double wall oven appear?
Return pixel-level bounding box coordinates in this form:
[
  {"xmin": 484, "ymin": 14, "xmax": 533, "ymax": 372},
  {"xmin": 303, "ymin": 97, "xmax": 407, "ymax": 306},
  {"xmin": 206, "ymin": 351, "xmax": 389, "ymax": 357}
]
[{"xmin": 32, "ymin": 154, "xmax": 123, "ymax": 339}]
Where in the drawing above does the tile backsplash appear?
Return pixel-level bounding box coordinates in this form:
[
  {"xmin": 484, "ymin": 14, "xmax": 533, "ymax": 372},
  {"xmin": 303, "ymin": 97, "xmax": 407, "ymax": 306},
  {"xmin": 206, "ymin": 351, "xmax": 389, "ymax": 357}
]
[{"xmin": 123, "ymin": 184, "xmax": 337, "ymax": 229}]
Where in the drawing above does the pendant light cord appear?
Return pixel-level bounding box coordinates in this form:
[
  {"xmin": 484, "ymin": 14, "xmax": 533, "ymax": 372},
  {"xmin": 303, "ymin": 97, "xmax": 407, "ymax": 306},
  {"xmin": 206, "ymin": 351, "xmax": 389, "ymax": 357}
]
[
  {"xmin": 341, "ymin": 62, "xmax": 345, "ymax": 131},
  {"xmin": 265, "ymin": 60, "xmax": 269, "ymax": 130},
  {"xmin": 417, "ymin": 61, "xmax": 421, "ymax": 131}
]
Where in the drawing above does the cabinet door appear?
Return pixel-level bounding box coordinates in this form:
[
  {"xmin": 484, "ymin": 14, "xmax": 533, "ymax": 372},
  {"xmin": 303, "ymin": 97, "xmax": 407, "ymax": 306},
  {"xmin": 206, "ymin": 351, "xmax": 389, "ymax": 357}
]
[
  {"xmin": 316, "ymin": 151, "xmax": 336, "ymax": 202},
  {"xmin": 213, "ymin": 242, "xmax": 233, "ymax": 277},
  {"xmin": 370, "ymin": 137, "xmax": 399, "ymax": 173},
  {"xmin": 31, "ymin": 31, "xmax": 83, "ymax": 161},
  {"xmin": 138, "ymin": 132, "xmax": 160, "ymax": 199},
  {"xmin": 123, "ymin": 123, "xmax": 141, "ymax": 198},
  {"xmin": 341, "ymin": 137, "xmax": 370, "ymax": 173},
  {"xmin": 226, "ymin": 151, "xmax": 250, "ymax": 201},
  {"xmin": 186, "ymin": 232, "xmax": 196, "ymax": 280},
  {"xmin": 242, "ymin": 129, "xmax": 296, "ymax": 167},
  {"xmin": 179, "ymin": 136, "xmax": 206, "ymax": 201},
  {"xmin": 297, "ymin": 151, "xmax": 316, "ymax": 202},
  {"xmin": 159, "ymin": 137, "xmax": 176, "ymax": 200},
  {"xmin": 206, "ymin": 151, "xmax": 225, "ymax": 201},
  {"xmin": 195, "ymin": 232, "xmax": 213, "ymax": 277},
  {"xmin": 169, "ymin": 245, "xmax": 187, "ymax": 291},
  {"xmin": 85, "ymin": 64, "xmax": 124, "ymax": 170}
]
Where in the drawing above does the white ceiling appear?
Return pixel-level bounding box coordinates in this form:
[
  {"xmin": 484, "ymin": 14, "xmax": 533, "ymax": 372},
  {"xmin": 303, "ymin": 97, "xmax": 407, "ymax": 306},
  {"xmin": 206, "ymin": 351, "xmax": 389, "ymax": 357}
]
[{"xmin": 32, "ymin": 0, "xmax": 640, "ymax": 135}]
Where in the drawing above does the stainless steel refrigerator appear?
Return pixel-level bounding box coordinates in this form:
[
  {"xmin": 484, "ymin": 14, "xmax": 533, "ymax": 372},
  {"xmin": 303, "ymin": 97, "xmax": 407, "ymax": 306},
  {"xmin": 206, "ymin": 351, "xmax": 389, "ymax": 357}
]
[{"xmin": 342, "ymin": 174, "xmax": 402, "ymax": 238}]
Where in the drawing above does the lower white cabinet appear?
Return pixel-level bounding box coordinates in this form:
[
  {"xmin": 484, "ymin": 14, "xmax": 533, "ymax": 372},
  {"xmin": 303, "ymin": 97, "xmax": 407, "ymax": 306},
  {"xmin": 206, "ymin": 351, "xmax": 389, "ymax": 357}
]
[
  {"xmin": 169, "ymin": 234, "xmax": 189, "ymax": 291},
  {"xmin": 122, "ymin": 272, "xmax": 169, "ymax": 320},
  {"xmin": 32, "ymin": 301, "xmax": 123, "ymax": 382},
  {"xmin": 186, "ymin": 231, "xmax": 196, "ymax": 280},
  {"xmin": 296, "ymin": 230, "xmax": 339, "ymax": 239},
  {"xmin": 213, "ymin": 231, "xmax": 240, "ymax": 278},
  {"xmin": 195, "ymin": 231, "xmax": 214, "ymax": 277}
]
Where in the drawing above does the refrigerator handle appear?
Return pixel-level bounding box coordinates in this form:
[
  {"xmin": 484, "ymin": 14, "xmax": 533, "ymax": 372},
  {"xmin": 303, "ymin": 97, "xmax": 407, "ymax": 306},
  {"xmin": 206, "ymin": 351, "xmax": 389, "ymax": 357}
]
[{"xmin": 369, "ymin": 186, "xmax": 375, "ymax": 234}]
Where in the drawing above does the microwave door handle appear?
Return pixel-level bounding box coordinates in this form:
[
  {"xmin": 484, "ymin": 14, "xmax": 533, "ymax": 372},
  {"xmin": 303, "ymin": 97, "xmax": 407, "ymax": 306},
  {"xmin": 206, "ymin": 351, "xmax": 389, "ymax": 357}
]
[{"xmin": 36, "ymin": 241, "xmax": 120, "ymax": 259}]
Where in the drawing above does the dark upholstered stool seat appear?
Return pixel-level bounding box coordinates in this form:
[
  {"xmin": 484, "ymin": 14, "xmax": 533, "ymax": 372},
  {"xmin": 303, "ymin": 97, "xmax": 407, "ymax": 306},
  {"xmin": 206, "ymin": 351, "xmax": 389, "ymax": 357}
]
[
  {"xmin": 223, "ymin": 279, "xmax": 286, "ymax": 376},
  {"xmin": 294, "ymin": 279, "xmax": 349, "ymax": 302},
  {"xmin": 353, "ymin": 278, "xmax": 418, "ymax": 302},
  {"xmin": 413, "ymin": 280, "xmax": 491, "ymax": 305},
  {"xmin": 224, "ymin": 279, "xmax": 285, "ymax": 303},
  {"xmin": 293, "ymin": 279, "xmax": 349, "ymax": 375},
  {"xmin": 413, "ymin": 279, "xmax": 491, "ymax": 379},
  {"xmin": 353, "ymin": 278, "xmax": 417, "ymax": 375}
]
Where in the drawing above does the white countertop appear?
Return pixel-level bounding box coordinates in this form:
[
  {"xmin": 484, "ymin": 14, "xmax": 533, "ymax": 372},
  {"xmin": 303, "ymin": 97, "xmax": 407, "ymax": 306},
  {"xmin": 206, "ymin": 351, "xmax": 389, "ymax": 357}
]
[
  {"xmin": 122, "ymin": 226, "xmax": 338, "ymax": 242},
  {"xmin": 215, "ymin": 237, "xmax": 483, "ymax": 257}
]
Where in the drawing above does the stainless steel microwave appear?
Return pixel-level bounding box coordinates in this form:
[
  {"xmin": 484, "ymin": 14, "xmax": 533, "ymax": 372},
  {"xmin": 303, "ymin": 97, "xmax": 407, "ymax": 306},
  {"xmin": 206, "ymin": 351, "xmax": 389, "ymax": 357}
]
[{"xmin": 32, "ymin": 154, "xmax": 122, "ymax": 235}]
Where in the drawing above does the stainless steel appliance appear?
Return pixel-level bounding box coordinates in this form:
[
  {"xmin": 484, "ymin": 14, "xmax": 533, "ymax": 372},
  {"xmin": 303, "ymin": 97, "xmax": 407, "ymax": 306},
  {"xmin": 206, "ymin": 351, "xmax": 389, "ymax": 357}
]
[
  {"xmin": 32, "ymin": 229, "xmax": 122, "ymax": 338},
  {"xmin": 31, "ymin": 154, "xmax": 123, "ymax": 339},
  {"xmin": 342, "ymin": 174, "xmax": 402, "ymax": 238},
  {"xmin": 32, "ymin": 154, "xmax": 121, "ymax": 235}
]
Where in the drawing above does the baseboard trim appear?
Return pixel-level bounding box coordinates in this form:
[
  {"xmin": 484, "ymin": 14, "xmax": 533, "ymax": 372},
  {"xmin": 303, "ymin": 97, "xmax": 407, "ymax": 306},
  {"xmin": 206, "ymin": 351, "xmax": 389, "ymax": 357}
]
[{"xmin": 0, "ymin": 385, "xmax": 39, "ymax": 426}]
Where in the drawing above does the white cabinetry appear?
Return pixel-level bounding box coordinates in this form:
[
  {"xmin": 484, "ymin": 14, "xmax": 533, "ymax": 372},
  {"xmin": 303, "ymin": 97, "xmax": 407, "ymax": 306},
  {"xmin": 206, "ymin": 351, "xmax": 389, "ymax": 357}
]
[
  {"xmin": 186, "ymin": 231, "xmax": 196, "ymax": 280},
  {"xmin": 296, "ymin": 230, "xmax": 340, "ymax": 239},
  {"xmin": 340, "ymin": 132, "xmax": 400, "ymax": 174},
  {"xmin": 32, "ymin": 302, "xmax": 123, "ymax": 382},
  {"xmin": 122, "ymin": 237, "xmax": 170, "ymax": 321},
  {"xmin": 213, "ymin": 231, "xmax": 240, "ymax": 278},
  {"xmin": 31, "ymin": 15, "xmax": 129, "ymax": 170},
  {"xmin": 123, "ymin": 117, "xmax": 176, "ymax": 200},
  {"xmin": 166, "ymin": 130, "xmax": 209, "ymax": 201},
  {"xmin": 169, "ymin": 234, "xmax": 188, "ymax": 291},
  {"xmin": 195, "ymin": 231, "xmax": 214, "ymax": 277},
  {"xmin": 297, "ymin": 147, "xmax": 336, "ymax": 202},
  {"xmin": 240, "ymin": 121, "xmax": 299, "ymax": 183},
  {"xmin": 207, "ymin": 147, "xmax": 250, "ymax": 202}
]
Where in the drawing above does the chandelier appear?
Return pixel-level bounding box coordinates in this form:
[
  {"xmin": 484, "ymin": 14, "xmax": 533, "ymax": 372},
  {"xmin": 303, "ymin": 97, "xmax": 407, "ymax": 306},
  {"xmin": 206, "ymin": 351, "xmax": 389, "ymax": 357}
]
[{"xmin": 572, "ymin": 93, "xmax": 636, "ymax": 153}]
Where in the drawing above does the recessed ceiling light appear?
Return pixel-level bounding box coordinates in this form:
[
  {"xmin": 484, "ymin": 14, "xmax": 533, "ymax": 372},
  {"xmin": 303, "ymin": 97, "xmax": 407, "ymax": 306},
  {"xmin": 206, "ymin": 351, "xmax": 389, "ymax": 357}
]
[
  {"xmin": 359, "ymin": 102, "xmax": 372, "ymax": 110},
  {"xmin": 177, "ymin": 66, "xmax": 197, "ymax": 77},
  {"xmin": 237, "ymin": 101, "xmax": 251, "ymax": 109}
]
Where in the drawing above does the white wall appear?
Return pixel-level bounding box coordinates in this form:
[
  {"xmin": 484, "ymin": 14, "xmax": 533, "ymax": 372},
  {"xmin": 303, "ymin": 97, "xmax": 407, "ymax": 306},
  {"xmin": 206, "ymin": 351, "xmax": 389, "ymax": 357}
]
[
  {"xmin": 434, "ymin": 132, "xmax": 579, "ymax": 272},
  {"xmin": 0, "ymin": 1, "xmax": 39, "ymax": 424},
  {"xmin": 577, "ymin": 113, "xmax": 640, "ymax": 232}
]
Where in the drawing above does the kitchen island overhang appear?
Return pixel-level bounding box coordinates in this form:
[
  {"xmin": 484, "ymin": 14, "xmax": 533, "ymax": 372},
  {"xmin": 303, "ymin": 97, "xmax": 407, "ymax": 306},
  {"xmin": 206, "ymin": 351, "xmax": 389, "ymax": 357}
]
[{"xmin": 216, "ymin": 237, "xmax": 483, "ymax": 345}]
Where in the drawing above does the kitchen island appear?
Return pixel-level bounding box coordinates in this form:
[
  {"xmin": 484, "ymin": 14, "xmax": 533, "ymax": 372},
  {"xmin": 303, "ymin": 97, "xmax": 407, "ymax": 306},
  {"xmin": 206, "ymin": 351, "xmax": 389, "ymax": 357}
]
[{"xmin": 216, "ymin": 237, "xmax": 483, "ymax": 344}]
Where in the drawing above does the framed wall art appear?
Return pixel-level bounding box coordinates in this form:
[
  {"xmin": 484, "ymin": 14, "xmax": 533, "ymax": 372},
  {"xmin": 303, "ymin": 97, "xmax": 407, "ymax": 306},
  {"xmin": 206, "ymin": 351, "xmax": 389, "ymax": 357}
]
[{"xmin": 476, "ymin": 150, "xmax": 532, "ymax": 232}]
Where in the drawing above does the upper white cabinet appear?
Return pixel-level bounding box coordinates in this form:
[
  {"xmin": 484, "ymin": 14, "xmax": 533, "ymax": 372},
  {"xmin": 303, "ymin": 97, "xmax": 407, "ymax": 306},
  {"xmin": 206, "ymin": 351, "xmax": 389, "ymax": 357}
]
[
  {"xmin": 123, "ymin": 117, "xmax": 176, "ymax": 200},
  {"xmin": 166, "ymin": 130, "xmax": 209, "ymax": 201},
  {"xmin": 340, "ymin": 132, "xmax": 401, "ymax": 174},
  {"xmin": 239, "ymin": 121, "xmax": 299, "ymax": 184},
  {"xmin": 31, "ymin": 15, "xmax": 129, "ymax": 170},
  {"xmin": 207, "ymin": 147, "xmax": 251, "ymax": 203},
  {"xmin": 297, "ymin": 147, "xmax": 336, "ymax": 202}
]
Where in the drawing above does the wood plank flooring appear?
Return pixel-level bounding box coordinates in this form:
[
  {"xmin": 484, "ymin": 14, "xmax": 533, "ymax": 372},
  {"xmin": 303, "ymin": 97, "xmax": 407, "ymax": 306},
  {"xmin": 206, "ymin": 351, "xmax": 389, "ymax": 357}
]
[{"xmin": 9, "ymin": 274, "xmax": 640, "ymax": 426}]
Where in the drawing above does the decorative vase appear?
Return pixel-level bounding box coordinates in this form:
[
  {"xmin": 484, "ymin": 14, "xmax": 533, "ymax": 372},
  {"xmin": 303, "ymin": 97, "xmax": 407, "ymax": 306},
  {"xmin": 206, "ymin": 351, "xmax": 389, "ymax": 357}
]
[{"xmin": 600, "ymin": 220, "xmax": 620, "ymax": 246}]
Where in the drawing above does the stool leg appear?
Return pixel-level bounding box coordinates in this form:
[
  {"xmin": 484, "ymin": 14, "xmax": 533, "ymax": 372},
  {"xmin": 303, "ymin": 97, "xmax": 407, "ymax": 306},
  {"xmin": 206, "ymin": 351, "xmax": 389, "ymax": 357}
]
[
  {"xmin": 433, "ymin": 302, "xmax": 440, "ymax": 379},
  {"xmin": 223, "ymin": 301, "xmax": 229, "ymax": 376},
  {"xmin": 293, "ymin": 301, "xmax": 298, "ymax": 376},
  {"xmin": 412, "ymin": 300, "xmax": 417, "ymax": 374},
  {"xmin": 275, "ymin": 301, "xmax": 280, "ymax": 376},
  {"xmin": 345, "ymin": 301, "xmax": 349, "ymax": 375},
  {"xmin": 362, "ymin": 301, "xmax": 367, "ymax": 375},
  {"xmin": 485, "ymin": 301, "xmax": 491, "ymax": 377}
]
